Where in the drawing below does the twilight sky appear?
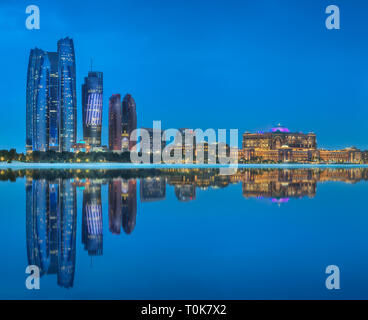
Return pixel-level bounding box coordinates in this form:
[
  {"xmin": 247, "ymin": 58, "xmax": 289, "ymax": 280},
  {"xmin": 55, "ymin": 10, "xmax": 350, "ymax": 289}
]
[{"xmin": 0, "ymin": 0, "xmax": 368, "ymax": 152}]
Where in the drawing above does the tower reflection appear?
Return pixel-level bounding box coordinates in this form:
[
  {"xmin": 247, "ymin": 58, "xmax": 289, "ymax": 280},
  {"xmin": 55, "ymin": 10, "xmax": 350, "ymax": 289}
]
[
  {"xmin": 58, "ymin": 179, "xmax": 77, "ymax": 288},
  {"xmin": 122, "ymin": 180, "xmax": 137, "ymax": 234},
  {"xmin": 82, "ymin": 182, "xmax": 103, "ymax": 256},
  {"xmin": 26, "ymin": 178, "xmax": 77, "ymax": 288},
  {"xmin": 108, "ymin": 179, "xmax": 137, "ymax": 235}
]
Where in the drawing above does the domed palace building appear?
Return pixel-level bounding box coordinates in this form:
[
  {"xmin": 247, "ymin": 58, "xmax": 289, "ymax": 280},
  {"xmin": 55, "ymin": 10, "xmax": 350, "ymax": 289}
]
[{"xmin": 242, "ymin": 124, "xmax": 363, "ymax": 163}]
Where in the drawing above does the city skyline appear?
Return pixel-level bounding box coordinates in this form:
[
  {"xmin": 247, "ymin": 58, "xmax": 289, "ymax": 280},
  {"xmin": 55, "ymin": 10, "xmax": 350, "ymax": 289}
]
[
  {"xmin": 22, "ymin": 37, "xmax": 368, "ymax": 163},
  {"xmin": 1, "ymin": 0, "xmax": 368, "ymax": 152},
  {"xmin": 3, "ymin": 0, "xmax": 368, "ymax": 303}
]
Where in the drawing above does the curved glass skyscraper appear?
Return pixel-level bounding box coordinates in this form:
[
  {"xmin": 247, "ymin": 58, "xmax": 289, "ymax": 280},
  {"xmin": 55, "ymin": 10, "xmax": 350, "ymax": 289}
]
[
  {"xmin": 47, "ymin": 52, "xmax": 59, "ymax": 151},
  {"xmin": 82, "ymin": 71, "xmax": 103, "ymax": 147},
  {"xmin": 57, "ymin": 37, "xmax": 77, "ymax": 152},
  {"xmin": 26, "ymin": 49, "xmax": 58, "ymax": 152},
  {"xmin": 26, "ymin": 48, "xmax": 43, "ymax": 152}
]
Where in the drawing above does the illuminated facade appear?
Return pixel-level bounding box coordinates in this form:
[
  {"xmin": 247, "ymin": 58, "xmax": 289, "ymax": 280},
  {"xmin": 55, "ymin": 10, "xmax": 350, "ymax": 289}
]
[
  {"xmin": 82, "ymin": 71, "xmax": 103, "ymax": 147},
  {"xmin": 122, "ymin": 94, "xmax": 137, "ymax": 151},
  {"xmin": 47, "ymin": 52, "xmax": 59, "ymax": 151},
  {"xmin": 164, "ymin": 128, "xmax": 197, "ymax": 163},
  {"xmin": 242, "ymin": 125, "xmax": 363, "ymax": 163},
  {"xmin": 242, "ymin": 125, "xmax": 317, "ymax": 163},
  {"xmin": 26, "ymin": 48, "xmax": 43, "ymax": 152},
  {"xmin": 108, "ymin": 94, "xmax": 122, "ymax": 151},
  {"xmin": 141, "ymin": 127, "xmax": 166, "ymax": 161},
  {"xmin": 318, "ymin": 147, "xmax": 362, "ymax": 163},
  {"xmin": 58, "ymin": 37, "xmax": 77, "ymax": 152},
  {"xmin": 33, "ymin": 53, "xmax": 50, "ymax": 151},
  {"xmin": 26, "ymin": 49, "xmax": 59, "ymax": 152}
]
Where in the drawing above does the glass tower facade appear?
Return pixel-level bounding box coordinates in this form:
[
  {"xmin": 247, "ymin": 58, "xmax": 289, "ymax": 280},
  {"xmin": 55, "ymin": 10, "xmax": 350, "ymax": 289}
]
[
  {"xmin": 26, "ymin": 49, "xmax": 59, "ymax": 152},
  {"xmin": 82, "ymin": 71, "xmax": 103, "ymax": 147},
  {"xmin": 58, "ymin": 37, "xmax": 77, "ymax": 152},
  {"xmin": 26, "ymin": 48, "xmax": 43, "ymax": 152},
  {"xmin": 108, "ymin": 94, "xmax": 122, "ymax": 151},
  {"xmin": 47, "ymin": 52, "xmax": 59, "ymax": 151},
  {"xmin": 33, "ymin": 53, "xmax": 50, "ymax": 151},
  {"xmin": 122, "ymin": 94, "xmax": 137, "ymax": 151}
]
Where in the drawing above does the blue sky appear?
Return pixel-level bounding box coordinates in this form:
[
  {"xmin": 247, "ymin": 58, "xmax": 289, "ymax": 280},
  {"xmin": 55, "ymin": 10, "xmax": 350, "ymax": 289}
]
[{"xmin": 0, "ymin": 0, "xmax": 368, "ymax": 151}]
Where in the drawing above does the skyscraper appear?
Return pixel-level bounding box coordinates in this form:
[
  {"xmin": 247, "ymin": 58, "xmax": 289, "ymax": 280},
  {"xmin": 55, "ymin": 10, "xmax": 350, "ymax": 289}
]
[
  {"xmin": 33, "ymin": 53, "xmax": 50, "ymax": 151},
  {"xmin": 26, "ymin": 49, "xmax": 59, "ymax": 152},
  {"xmin": 122, "ymin": 94, "xmax": 137, "ymax": 151},
  {"xmin": 47, "ymin": 52, "xmax": 59, "ymax": 151},
  {"xmin": 82, "ymin": 71, "xmax": 103, "ymax": 147},
  {"xmin": 26, "ymin": 48, "xmax": 43, "ymax": 152},
  {"xmin": 58, "ymin": 37, "xmax": 77, "ymax": 152},
  {"xmin": 108, "ymin": 94, "xmax": 122, "ymax": 151}
]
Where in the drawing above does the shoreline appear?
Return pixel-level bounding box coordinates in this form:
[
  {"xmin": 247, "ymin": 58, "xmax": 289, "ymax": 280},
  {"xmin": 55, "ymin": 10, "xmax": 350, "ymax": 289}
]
[{"xmin": 1, "ymin": 162, "xmax": 368, "ymax": 170}]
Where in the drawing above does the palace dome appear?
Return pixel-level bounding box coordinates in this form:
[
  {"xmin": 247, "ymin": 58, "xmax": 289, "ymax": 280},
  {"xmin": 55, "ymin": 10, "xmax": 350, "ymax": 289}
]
[{"xmin": 270, "ymin": 123, "xmax": 290, "ymax": 133}]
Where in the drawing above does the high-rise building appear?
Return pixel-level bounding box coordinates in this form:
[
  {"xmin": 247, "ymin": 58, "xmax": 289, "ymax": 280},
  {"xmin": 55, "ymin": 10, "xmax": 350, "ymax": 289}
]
[
  {"xmin": 58, "ymin": 37, "xmax": 77, "ymax": 152},
  {"xmin": 122, "ymin": 94, "xmax": 137, "ymax": 151},
  {"xmin": 108, "ymin": 94, "xmax": 122, "ymax": 151},
  {"xmin": 26, "ymin": 48, "xmax": 43, "ymax": 152},
  {"xmin": 26, "ymin": 49, "xmax": 59, "ymax": 152},
  {"xmin": 82, "ymin": 71, "xmax": 103, "ymax": 147},
  {"xmin": 47, "ymin": 52, "xmax": 59, "ymax": 151},
  {"xmin": 33, "ymin": 53, "xmax": 50, "ymax": 152}
]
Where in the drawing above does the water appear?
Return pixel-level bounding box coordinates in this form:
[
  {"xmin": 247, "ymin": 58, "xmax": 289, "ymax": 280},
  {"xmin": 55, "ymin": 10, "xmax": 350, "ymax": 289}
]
[{"xmin": 0, "ymin": 168, "xmax": 368, "ymax": 300}]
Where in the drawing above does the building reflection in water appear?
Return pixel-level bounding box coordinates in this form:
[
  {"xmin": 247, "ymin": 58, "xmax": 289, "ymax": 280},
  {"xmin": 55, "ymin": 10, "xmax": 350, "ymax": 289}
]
[
  {"xmin": 58, "ymin": 179, "xmax": 77, "ymax": 288},
  {"xmin": 241, "ymin": 169, "xmax": 317, "ymax": 202},
  {"xmin": 26, "ymin": 178, "xmax": 77, "ymax": 288},
  {"xmin": 108, "ymin": 179, "xmax": 137, "ymax": 235},
  {"xmin": 82, "ymin": 182, "xmax": 103, "ymax": 256},
  {"xmin": 174, "ymin": 185, "xmax": 196, "ymax": 201},
  {"xmin": 122, "ymin": 180, "xmax": 137, "ymax": 234},
  {"xmin": 108, "ymin": 179, "xmax": 122, "ymax": 235},
  {"xmin": 140, "ymin": 177, "xmax": 166, "ymax": 202},
  {"xmin": 25, "ymin": 168, "xmax": 368, "ymax": 288}
]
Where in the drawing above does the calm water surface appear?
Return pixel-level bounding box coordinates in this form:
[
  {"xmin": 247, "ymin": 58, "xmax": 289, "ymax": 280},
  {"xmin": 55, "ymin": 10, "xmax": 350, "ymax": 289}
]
[{"xmin": 1, "ymin": 168, "xmax": 368, "ymax": 299}]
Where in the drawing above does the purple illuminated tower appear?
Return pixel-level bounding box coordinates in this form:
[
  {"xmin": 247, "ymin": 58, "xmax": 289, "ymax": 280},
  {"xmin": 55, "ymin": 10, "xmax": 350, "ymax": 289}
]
[{"xmin": 108, "ymin": 94, "xmax": 122, "ymax": 151}]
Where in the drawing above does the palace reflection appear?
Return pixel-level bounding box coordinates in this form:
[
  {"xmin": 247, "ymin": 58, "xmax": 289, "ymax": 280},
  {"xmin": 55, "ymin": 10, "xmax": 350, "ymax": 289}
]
[{"xmin": 24, "ymin": 168, "xmax": 368, "ymax": 288}]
